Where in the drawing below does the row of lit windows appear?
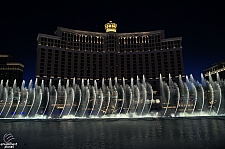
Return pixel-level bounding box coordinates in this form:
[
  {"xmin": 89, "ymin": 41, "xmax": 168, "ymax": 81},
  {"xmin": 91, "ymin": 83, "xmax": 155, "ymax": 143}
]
[
  {"xmin": 119, "ymin": 41, "xmax": 181, "ymax": 50},
  {"xmin": 205, "ymin": 63, "xmax": 225, "ymax": 72},
  {"xmin": 39, "ymin": 35, "xmax": 180, "ymax": 46},
  {"xmin": 119, "ymin": 34, "xmax": 160, "ymax": 41},
  {"xmin": 119, "ymin": 37, "xmax": 161, "ymax": 45},
  {"xmin": 61, "ymin": 31, "xmax": 162, "ymax": 44},
  {"xmin": 39, "ymin": 38, "xmax": 104, "ymax": 47},
  {"xmin": 39, "ymin": 37, "xmax": 182, "ymax": 53},
  {"xmin": 62, "ymin": 32, "xmax": 104, "ymax": 44},
  {"xmin": 0, "ymin": 71, "xmax": 22, "ymax": 81}
]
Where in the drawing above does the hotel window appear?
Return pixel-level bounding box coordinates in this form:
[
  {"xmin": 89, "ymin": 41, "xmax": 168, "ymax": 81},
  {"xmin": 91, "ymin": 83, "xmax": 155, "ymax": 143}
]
[{"xmin": 40, "ymin": 37, "xmax": 45, "ymax": 45}]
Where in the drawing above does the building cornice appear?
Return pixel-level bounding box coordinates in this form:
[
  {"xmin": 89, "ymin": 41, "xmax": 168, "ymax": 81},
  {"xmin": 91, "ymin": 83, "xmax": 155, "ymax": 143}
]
[
  {"xmin": 58, "ymin": 27, "xmax": 166, "ymax": 36},
  {"xmin": 0, "ymin": 54, "xmax": 9, "ymax": 57},
  {"xmin": 37, "ymin": 33, "xmax": 61, "ymax": 41},
  {"xmin": 57, "ymin": 27, "xmax": 106, "ymax": 35},
  {"xmin": 161, "ymin": 37, "xmax": 182, "ymax": 41},
  {"xmin": 117, "ymin": 30, "xmax": 164, "ymax": 36},
  {"xmin": 6, "ymin": 62, "xmax": 24, "ymax": 67}
]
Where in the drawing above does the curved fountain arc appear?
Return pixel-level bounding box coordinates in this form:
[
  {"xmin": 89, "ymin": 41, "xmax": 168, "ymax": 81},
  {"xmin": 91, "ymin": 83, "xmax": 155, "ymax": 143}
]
[
  {"xmin": 5, "ymin": 88, "xmax": 14, "ymax": 118},
  {"xmin": 0, "ymin": 88, "xmax": 8, "ymax": 116},
  {"xmin": 216, "ymin": 82, "xmax": 222, "ymax": 114},
  {"xmin": 67, "ymin": 87, "xmax": 75, "ymax": 116},
  {"xmin": 11, "ymin": 90, "xmax": 21, "ymax": 118},
  {"xmin": 20, "ymin": 88, "xmax": 28, "ymax": 117},
  {"xmin": 183, "ymin": 83, "xmax": 189, "ymax": 114},
  {"xmin": 27, "ymin": 88, "xmax": 35, "ymax": 117},
  {"xmin": 34, "ymin": 87, "xmax": 43, "ymax": 116},
  {"xmin": 89, "ymin": 86, "xmax": 96, "ymax": 116},
  {"xmin": 96, "ymin": 89, "xmax": 103, "ymax": 117},
  {"xmin": 59, "ymin": 88, "xmax": 67, "ymax": 118},
  {"xmin": 49, "ymin": 88, "xmax": 57, "ymax": 118},
  {"xmin": 191, "ymin": 83, "xmax": 198, "ymax": 114},
  {"xmin": 133, "ymin": 85, "xmax": 140, "ymax": 114},
  {"xmin": 82, "ymin": 87, "xmax": 90, "ymax": 117},
  {"xmin": 174, "ymin": 83, "xmax": 180, "ymax": 115},
  {"xmin": 42, "ymin": 88, "xmax": 49, "ymax": 117},
  {"xmin": 140, "ymin": 84, "xmax": 147, "ymax": 115},
  {"xmin": 118, "ymin": 85, "xmax": 125, "ymax": 115}
]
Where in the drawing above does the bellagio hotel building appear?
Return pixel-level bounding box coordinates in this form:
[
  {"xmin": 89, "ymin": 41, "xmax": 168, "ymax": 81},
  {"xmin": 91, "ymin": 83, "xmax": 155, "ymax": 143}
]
[{"xmin": 36, "ymin": 21, "xmax": 184, "ymax": 89}]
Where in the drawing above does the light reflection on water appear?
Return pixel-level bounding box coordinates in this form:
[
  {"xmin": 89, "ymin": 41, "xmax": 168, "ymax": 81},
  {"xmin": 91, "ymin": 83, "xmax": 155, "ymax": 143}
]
[{"xmin": 0, "ymin": 117, "xmax": 225, "ymax": 149}]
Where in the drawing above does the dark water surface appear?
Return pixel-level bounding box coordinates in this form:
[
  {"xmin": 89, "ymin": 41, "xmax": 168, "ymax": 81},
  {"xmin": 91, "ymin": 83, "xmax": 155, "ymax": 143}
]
[{"xmin": 0, "ymin": 117, "xmax": 225, "ymax": 149}]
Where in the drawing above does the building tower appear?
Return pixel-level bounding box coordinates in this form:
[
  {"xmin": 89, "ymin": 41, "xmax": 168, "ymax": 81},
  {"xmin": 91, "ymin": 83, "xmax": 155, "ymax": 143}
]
[
  {"xmin": 0, "ymin": 54, "xmax": 24, "ymax": 86},
  {"xmin": 36, "ymin": 21, "xmax": 184, "ymax": 91}
]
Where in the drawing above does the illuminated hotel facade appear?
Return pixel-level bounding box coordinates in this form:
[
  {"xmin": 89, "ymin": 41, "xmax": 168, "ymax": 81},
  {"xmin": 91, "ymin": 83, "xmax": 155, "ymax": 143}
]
[
  {"xmin": 36, "ymin": 21, "xmax": 184, "ymax": 90},
  {"xmin": 0, "ymin": 54, "xmax": 24, "ymax": 86},
  {"xmin": 204, "ymin": 60, "xmax": 225, "ymax": 81}
]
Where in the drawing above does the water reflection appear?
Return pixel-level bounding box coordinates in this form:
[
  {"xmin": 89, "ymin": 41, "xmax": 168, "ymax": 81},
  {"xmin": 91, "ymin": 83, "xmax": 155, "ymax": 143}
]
[{"xmin": 0, "ymin": 117, "xmax": 225, "ymax": 148}]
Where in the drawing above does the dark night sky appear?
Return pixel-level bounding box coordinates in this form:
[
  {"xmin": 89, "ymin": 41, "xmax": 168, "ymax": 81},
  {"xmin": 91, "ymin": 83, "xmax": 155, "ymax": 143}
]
[{"xmin": 0, "ymin": 1, "xmax": 224, "ymax": 84}]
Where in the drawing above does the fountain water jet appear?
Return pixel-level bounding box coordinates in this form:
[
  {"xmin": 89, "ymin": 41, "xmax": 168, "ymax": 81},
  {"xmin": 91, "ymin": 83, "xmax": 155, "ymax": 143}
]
[{"xmin": 0, "ymin": 73, "xmax": 225, "ymax": 119}]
